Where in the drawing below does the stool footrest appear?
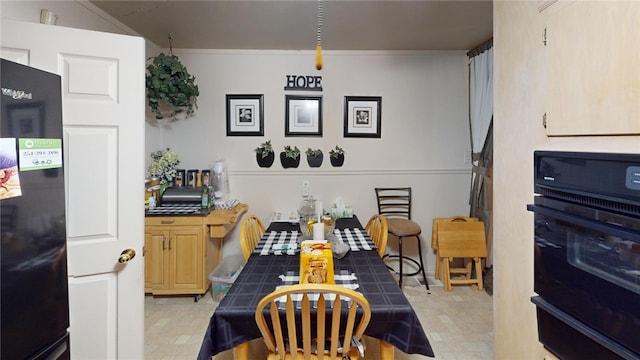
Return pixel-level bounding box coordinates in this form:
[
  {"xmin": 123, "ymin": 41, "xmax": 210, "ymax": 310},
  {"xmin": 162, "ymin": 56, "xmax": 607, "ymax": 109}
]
[{"xmin": 382, "ymin": 254, "xmax": 424, "ymax": 276}]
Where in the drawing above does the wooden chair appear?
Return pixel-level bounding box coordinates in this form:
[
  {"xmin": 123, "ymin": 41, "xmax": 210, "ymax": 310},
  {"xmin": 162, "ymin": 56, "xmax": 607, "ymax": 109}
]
[
  {"xmin": 255, "ymin": 283, "xmax": 371, "ymax": 360},
  {"xmin": 365, "ymin": 214, "xmax": 388, "ymax": 258},
  {"xmin": 431, "ymin": 216, "xmax": 479, "ymax": 280},
  {"xmin": 375, "ymin": 187, "xmax": 428, "ymax": 289},
  {"xmin": 436, "ymin": 221, "xmax": 487, "ymax": 291},
  {"xmin": 240, "ymin": 214, "xmax": 266, "ymax": 260}
]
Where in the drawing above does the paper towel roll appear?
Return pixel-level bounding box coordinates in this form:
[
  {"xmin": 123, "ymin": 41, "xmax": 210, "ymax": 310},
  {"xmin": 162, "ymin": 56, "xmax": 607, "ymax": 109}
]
[{"xmin": 313, "ymin": 222, "xmax": 325, "ymax": 240}]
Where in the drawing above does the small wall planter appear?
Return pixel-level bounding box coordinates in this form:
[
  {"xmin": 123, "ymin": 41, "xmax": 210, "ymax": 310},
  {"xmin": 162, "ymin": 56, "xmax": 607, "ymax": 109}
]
[
  {"xmin": 256, "ymin": 152, "xmax": 275, "ymax": 168},
  {"xmin": 280, "ymin": 152, "xmax": 300, "ymax": 168},
  {"xmin": 307, "ymin": 153, "xmax": 323, "ymax": 167},
  {"xmin": 254, "ymin": 140, "xmax": 274, "ymax": 168},
  {"xmin": 330, "ymin": 154, "xmax": 345, "ymax": 167},
  {"xmin": 329, "ymin": 146, "xmax": 345, "ymax": 167},
  {"xmin": 280, "ymin": 145, "xmax": 300, "ymax": 169},
  {"xmin": 305, "ymin": 148, "xmax": 323, "ymax": 168}
]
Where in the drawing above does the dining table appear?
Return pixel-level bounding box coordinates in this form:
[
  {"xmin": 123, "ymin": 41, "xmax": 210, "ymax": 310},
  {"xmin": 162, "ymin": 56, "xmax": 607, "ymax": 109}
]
[{"xmin": 197, "ymin": 215, "xmax": 435, "ymax": 360}]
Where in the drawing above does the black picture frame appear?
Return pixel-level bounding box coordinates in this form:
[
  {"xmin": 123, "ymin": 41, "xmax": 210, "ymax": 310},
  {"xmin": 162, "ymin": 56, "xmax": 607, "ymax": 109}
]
[
  {"xmin": 343, "ymin": 96, "xmax": 382, "ymax": 138},
  {"xmin": 226, "ymin": 94, "xmax": 264, "ymax": 136},
  {"xmin": 285, "ymin": 95, "xmax": 322, "ymax": 137}
]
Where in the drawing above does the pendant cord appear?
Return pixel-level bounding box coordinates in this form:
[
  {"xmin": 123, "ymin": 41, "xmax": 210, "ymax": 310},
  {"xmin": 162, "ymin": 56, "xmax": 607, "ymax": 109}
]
[
  {"xmin": 168, "ymin": 33, "xmax": 174, "ymax": 55},
  {"xmin": 316, "ymin": 0, "xmax": 323, "ymax": 47},
  {"xmin": 315, "ymin": 0, "xmax": 323, "ymax": 70}
]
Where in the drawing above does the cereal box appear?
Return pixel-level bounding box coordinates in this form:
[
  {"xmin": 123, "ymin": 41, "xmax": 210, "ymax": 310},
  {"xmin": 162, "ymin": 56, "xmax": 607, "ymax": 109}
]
[{"xmin": 299, "ymin": 240, "xmax": 335, "ymax": 284}]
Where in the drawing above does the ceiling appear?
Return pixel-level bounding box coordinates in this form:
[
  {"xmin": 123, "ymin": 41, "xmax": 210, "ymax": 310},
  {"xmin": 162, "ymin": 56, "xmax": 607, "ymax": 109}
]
[{"xmin": 89, "ymin": 1, "xmax": 493, "ymax": 51}]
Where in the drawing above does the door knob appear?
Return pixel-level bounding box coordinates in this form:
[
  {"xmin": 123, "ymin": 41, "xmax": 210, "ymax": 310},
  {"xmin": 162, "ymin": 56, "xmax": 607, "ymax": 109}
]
[{"xmin": 118, "ymin": 249, "xmax": 136, "ymax": 263}]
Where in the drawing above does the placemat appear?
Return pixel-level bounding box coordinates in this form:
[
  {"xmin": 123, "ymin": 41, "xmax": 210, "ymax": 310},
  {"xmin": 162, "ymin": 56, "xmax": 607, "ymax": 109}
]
[
  {"xmin": 275, "ymin": 270, "xmax": 359, "ymax": 308},
  {"xmin": 255, "ymin": 231, "xmax": 299, "ymax": 255},
  {"xmin": 334, "ymin": 228, "xmax": 374, "ymax": 251},
  {"xmin": 146, "ymin": 203, "xmax": 201, "ymax": 215}
]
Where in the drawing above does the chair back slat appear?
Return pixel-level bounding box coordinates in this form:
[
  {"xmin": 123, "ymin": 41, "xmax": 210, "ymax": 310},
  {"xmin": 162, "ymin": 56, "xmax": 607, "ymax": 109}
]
[
  {"xmin": 375, "ymin": 187, "xmax": 413, "ymax": 220},
  {"xmin": 317, "ymin": 296, "xmax": 326, "ymax": 360},
  {"xmin": 342, "ymin": 298, "xmax": 358, "ymax": 354},
  {"xmin": 255, "ymin": 284, "xmax": 371, "ymax": 359},
  {"xmin": 269, "ymin": 301, "xmax": 284, "ymax": 354},
  {"xmin": 240, "ymin": 214, "xmax": 265, "ymax": 260},
  {"xmin": 329, "ymin": 295, "xmax": 342, "ymax": 357},
  {"xmin": 285, "ymin": 295, "xmax": 298, "ymax": 358},
  {"xmin": 365, "ymin": 214, "xmax": 388, "ymax": 257},
  {"xmin": 301, "ymin": 293, "xmax": 312, "ymax": 359}
]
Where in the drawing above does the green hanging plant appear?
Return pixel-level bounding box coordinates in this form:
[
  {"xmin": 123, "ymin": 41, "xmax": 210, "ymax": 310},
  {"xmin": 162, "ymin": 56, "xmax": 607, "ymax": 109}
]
[
  {"xmin": 146, "ymin": 52, "xmax": 200, "ymax": 120},
  {"xmin": 254, "ymin": 140, "xmax": 274, "ymax": 159}
]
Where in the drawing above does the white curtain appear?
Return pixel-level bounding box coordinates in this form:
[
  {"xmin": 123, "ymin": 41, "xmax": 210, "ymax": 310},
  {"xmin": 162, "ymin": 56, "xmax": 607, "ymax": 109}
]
[
  {"xmin": 469, "ymin": 46, "xmax": 493, "ymax": 154},
  {"xmin": 468, "ymin": 40, "xmax": 493, "ymax": 267}
]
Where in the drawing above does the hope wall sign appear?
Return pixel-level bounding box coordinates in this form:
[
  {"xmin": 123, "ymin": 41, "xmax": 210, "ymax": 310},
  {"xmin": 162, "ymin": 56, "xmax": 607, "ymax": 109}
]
[{"xmin": 284, "ymin": 75, "xmax": 323, "ymax": 91}]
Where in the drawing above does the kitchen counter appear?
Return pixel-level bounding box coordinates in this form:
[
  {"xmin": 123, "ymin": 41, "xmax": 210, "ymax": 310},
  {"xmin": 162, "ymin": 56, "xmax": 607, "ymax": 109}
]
[
  {"xmin": 145, "ymin": 202, "xmax": 247, "ymax": 238},
  {"xmin": 144, "ymin": 202, "xmax": 248, "ymax": 299}
]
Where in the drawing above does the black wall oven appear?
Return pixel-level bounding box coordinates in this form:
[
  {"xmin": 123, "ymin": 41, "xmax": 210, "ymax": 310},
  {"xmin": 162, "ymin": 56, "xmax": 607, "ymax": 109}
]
[{"xmin": 528, "ymin": 151, "xmax": 640, "ymax": 360}]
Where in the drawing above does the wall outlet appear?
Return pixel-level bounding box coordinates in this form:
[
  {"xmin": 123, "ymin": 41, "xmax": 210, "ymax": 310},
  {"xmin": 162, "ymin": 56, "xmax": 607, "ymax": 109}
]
[
  {"xmin": 302, "ymin": 180, "xmax": 310, "ymax": 196},
  {"xmin": 464, "ymin": 150, "xmax": 473, "ymax": 164}
]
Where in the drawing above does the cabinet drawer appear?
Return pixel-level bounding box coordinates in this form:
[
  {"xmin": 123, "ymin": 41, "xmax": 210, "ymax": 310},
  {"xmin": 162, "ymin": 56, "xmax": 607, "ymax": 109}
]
[{"xmin": 145, "ymin": 216, "xmax": 204, "ymax": 226}]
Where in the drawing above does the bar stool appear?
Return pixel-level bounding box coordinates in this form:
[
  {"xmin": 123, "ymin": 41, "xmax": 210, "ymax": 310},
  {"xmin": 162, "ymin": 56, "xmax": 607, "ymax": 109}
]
[{"xmin": 375, "ymin": 187, "xmax": 428, "ymax": 290}]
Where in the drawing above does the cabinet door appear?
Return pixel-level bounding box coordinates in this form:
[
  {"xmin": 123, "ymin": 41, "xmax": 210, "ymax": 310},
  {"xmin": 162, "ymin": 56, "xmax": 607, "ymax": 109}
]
[
  {"xmin": 169, "ymin": 228, "xmax": 204, "ymax": 290},
  {"xmin": 545, "ymin": 1, "xmax": 640, "ymax": 135},
  {"xmin": 145, "ymin": 228, "xmax": 170, "ymax": 290}
]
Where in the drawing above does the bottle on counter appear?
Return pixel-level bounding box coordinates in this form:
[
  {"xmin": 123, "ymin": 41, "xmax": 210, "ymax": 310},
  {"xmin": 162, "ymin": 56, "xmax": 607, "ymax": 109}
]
[
  {"xmin": 201, "ymin": 169, "xmax": 211, "ymax": 187},
  {"xmin": 175, "ymin": 169, "xmax": 185, "ymax": 187},
  {"xmin": 201, "ymin": 185, "xmax": 210, "ymax": 210},
  {"xmin": 187, "ymin": 169, "xmax": 199, "ymax": 187},
  {"xmin": 150, "ymin": 177, "xmax": 161, "ymax": 205},
  {"xmin": 144, "ymin": 178, "xmax": 152, "ymax": 210}
]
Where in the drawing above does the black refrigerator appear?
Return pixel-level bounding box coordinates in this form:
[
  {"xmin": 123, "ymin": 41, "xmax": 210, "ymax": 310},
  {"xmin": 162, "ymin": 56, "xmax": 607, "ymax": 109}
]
[{"xmin": 1, "ymin": 59, "xmax": 70, "ymax": 359}]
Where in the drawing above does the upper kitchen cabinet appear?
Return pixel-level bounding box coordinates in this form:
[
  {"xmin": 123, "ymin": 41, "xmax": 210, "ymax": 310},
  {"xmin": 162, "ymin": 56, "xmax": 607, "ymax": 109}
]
[{"xmin": 543, "ymin": 1, "xmax": 640, "ymax": 136}]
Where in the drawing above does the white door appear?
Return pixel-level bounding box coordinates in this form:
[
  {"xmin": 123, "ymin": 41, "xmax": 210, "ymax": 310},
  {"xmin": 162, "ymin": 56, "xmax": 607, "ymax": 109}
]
[{"xmin": 1, "ymin": 20, "xmax": 145, "ymax": 359}]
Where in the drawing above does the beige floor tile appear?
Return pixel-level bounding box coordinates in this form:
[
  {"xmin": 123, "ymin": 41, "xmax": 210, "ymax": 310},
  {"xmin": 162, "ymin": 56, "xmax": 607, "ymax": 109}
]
[{"xmin": 145, "ymin": 278, "xmax": 494, "ymax": 359}]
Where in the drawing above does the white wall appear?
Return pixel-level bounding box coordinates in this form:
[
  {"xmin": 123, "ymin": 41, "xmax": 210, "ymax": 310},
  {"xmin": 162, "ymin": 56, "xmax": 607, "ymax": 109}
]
[
  {"xmin": 1, "ymin": 1, "xmax": 134, "ymax": 38},
  {"xmin": 152, "ymin": 49, "xmax": 473, "ymax": 266},
  {"xmin": 0, "ymin": 1, "xmax": 161, "ymax": 68},
  {"xmin": 2, "ymin": 1, "xmax": 474, "ymax": 275}
]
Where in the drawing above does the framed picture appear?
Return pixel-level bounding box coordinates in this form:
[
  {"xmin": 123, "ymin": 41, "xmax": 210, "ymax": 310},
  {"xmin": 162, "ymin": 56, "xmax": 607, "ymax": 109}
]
[
  {"xmin": 226, "ymin": 94, "xmax": 264, "ymax": 136},
  {"xmin": 8, "ymin": 102, "xmax": 45, "ymax": 138},
  {"xmin": 343, "ymin": 96, "xmax": 382, "ymax": 138},
  {"xmin": 285, "ymin": 95, "xmax": 322, "ymax": 137}
]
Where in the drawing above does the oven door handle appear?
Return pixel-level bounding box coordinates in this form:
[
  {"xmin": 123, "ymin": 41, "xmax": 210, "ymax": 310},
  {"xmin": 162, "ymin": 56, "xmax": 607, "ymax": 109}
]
[{"xmin": 528, "ymin": 204, "xmax": 640, "ymax": 240}]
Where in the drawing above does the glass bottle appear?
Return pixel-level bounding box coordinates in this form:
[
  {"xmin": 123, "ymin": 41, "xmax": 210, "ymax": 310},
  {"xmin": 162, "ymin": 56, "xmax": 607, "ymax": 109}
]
[{"xmin": 201, "ymin": 186, "xmax": 210, "ymax": 210}]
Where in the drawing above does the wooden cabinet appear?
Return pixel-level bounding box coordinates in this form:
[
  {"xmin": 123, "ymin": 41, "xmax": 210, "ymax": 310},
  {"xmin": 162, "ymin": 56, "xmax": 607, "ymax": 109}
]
[
  {"xmin": 144, "ymin": 204, "xmax": 247, "ymax": 299},
  {"xmin": 543, "ymin": 1, "xmax": 640, "ymax": 136}
]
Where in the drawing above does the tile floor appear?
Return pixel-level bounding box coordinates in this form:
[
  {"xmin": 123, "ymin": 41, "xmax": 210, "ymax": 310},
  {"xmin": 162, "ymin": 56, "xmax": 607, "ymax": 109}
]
[{"xmin": 145, "ymin": 278, "xmax": 494, "ymax": 360}]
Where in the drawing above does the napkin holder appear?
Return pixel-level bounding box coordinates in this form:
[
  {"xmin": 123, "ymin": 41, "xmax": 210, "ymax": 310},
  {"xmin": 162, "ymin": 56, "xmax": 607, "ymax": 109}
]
[{"xmin": 299, "ymin": 240, "xmax": 335, "ymax": 284}]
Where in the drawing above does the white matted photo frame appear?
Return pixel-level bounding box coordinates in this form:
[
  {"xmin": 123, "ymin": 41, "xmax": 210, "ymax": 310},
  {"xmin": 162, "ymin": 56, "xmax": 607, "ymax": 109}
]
[
  {"xmin": 285, "ymin": 95, "xmax": 322, "ymax": 137},
  {"xmin": 343, "ymin": 96, "xmax": 382, "ymax": 138},
  {"xmin": 226, "ymin": 94, "xmax": 264, "ymax": 136}
]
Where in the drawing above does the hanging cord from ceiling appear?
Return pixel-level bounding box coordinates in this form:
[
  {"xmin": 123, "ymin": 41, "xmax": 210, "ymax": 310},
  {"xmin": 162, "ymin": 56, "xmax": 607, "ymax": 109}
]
[
  {"xmin": 168, "ymin": 33, "xmax": 174, "ymax": 55},
  {"xmin": 316, "ymin": 0, "xmax": 323, "ymax": 70}
]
